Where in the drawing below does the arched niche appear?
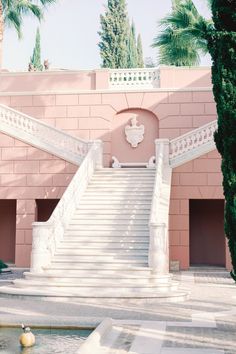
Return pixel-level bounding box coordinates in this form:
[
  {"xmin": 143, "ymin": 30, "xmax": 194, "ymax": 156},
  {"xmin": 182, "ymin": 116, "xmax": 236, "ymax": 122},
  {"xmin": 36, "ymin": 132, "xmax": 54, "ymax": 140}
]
[{"xmin": 111, "ymin": 108, "xmax": 159, "ymax": 165}]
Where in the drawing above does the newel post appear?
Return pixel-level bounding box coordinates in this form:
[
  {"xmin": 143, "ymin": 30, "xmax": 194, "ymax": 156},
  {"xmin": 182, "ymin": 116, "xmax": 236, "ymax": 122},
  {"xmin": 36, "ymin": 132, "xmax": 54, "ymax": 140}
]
[
  {"xmin": 93, "ymin": 139, "xmax": 103, "ymax": 169},
  {"xmin": 149, "ymin": 139, "xmax": 170, "ymax": 274},
  {"xmin": 30, "ymin": 222, "xmax": 52, "ymax": 273}
]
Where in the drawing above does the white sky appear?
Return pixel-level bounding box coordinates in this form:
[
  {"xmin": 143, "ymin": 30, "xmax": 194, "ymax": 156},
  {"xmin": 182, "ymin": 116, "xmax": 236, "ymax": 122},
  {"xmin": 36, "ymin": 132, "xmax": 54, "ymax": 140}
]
[{"xmin": 4, "ymin": 0, "xmax": 212, "ymax": 71}]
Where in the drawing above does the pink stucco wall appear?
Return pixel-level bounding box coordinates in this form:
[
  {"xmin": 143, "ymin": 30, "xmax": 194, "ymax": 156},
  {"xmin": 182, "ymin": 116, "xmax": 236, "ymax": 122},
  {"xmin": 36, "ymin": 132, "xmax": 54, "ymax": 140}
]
[
  {"xmin": 0, "ymin": 66, "xmax": 229, "ymax": 270},
  {"xmin": 0, "ymin": 131, "xmax": 76, "ymax": 266}
]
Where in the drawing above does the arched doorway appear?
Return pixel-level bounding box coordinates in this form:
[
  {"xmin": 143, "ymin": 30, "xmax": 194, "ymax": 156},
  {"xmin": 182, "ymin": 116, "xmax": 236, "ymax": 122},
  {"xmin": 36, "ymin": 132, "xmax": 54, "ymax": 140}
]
[{"xmin": 111, "ymin": 109, "xmax": 158, "ymax": 165}]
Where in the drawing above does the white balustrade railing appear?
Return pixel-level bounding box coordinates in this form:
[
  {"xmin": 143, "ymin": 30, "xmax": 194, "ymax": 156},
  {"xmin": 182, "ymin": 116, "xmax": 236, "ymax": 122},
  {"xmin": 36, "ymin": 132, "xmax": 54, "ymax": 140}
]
[
  {"xmin": 0, "ymin": 104, "xmax": 90, "ymax": 165},
  {"xmin": 30, "ymin": 140, "xmax": 103, "ymax": 272},
  {"xmin": 169, "ymin": 120, "xmax": 217, "ymax": 168},
  {"xmin": 149, "ymin": 139, "xmax": 171, "ymax": 274},
  {"xmin": 109, "ymin": 68, "xmax": 160, "ymax": 89}
]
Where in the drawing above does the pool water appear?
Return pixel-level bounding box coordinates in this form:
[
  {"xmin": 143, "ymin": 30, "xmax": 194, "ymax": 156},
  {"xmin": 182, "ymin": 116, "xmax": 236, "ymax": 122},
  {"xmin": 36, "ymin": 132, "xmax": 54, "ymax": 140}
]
[{"xmin": 0, "ymin": 327, "xmax": 92, "ymax": 354}]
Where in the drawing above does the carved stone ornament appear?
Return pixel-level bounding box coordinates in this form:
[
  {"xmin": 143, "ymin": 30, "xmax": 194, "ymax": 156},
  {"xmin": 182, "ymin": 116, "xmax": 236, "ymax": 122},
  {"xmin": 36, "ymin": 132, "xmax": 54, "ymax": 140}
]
[{"xmin": 125, "ymin": 116, "xmax": 145, "ymax": 148}]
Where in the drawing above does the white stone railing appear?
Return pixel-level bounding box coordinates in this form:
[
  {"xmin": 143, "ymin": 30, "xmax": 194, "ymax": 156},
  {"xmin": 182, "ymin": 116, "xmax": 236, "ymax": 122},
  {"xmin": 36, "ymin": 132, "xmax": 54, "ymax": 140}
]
[
  {"xmin": 109, "ymin": 68, "xmax": 160, "ymax": 89},
  {"xmin": 149, "ymin": 139, "xmax": 172, "ymax": 274},
  {"xmin": 30, "ymin": 140, "xmax": 103, "ymax": 273},
  {"xmin": 0, "ymin": 104, "xmax": 90, "ymax": 165},
  {"xmin": 169, "ymin": 120, "xmax": 217, "ymax": 168}
]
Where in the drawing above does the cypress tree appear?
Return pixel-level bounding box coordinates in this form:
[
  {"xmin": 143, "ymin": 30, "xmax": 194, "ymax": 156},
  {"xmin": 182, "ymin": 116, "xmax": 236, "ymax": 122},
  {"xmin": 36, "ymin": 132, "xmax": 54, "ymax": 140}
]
[
  {"xmin": 127, "ymin": 21, "xmax": 138, "ymax": 68},
  {"xmin": 137, "ymin": 34, "xmax": 144, "ymax": 67},
  {"xmin": 208, "ymin": 0, "xmax": 236, "ymax": 279},
  {"xmin": 98, "ymin": 0, "xmax": 129, "ymax": 68},
  {"xmin": 30, "ymin": 28, "xmax": 43, "ymax": 71}
]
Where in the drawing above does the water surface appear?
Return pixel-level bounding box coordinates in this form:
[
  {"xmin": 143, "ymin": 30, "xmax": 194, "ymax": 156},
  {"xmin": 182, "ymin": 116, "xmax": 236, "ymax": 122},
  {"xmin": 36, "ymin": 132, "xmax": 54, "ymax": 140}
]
[{"xmin": 0, "ymin": 327, "xmax": 92, "ymax": 354}]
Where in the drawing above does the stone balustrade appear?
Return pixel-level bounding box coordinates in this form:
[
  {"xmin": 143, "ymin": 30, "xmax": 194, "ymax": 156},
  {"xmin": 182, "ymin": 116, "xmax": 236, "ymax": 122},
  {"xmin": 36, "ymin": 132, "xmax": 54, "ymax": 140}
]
[
  {"xmin": 30, "ymin": 140, "xmax": 103, "ymax": 272},
  {"xmin": 169, "ymin": 120, "xmax": 217, "ymax": 168},
  {"xmin": 0, "ymin": 104, "xmax": 90, "ymax": 165},
  {"xmin": 109, "ymin": 68, "xmax": 160, "ymax": 89}
]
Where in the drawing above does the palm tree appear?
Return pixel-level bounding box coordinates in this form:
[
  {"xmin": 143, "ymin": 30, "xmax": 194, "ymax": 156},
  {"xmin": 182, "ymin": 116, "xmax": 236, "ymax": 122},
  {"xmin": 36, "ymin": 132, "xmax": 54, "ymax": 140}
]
[
  {"xmin": 152, "ymin": 0, "xmax": 213, "ymax": 66},
  {"xmin": 0, "ymin": 0, "xmax": 56, "ymax": 69}
]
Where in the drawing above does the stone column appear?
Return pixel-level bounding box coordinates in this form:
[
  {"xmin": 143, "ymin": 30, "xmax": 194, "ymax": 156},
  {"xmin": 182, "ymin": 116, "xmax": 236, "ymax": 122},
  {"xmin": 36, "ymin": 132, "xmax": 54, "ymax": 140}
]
[
  {"xmin": 149, "ymin": 223, "xmax": 169, "ymax": 274},
  {"xmin": 93, "ymin": 139, "xmax": 103, "ymax": 169},
  {"xmin": 149, "ymin": 139, "xmax": 171, "ymax": 274}
]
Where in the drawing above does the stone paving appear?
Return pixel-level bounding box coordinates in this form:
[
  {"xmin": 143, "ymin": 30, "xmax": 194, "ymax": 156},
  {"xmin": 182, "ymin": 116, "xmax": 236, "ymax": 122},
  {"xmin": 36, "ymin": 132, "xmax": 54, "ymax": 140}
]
[{"xmin": 0, "ymin": 267, "xmax": 236, "ymax": 353}]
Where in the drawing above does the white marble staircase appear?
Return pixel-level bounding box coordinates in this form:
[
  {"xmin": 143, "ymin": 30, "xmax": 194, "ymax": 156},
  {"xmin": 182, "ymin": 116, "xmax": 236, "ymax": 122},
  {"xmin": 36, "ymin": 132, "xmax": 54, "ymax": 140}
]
[
  {"xmin": 0, "ymin": 104, "xmax": 218, "ymax": 300},
  {"xmin": 9, "ymin": 168, "xmax": 182, "ymax": 298}
]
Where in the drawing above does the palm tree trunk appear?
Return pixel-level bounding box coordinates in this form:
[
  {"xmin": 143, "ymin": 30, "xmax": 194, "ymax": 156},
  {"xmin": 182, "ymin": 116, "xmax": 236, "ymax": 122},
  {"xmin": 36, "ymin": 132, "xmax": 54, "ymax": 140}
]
[{"xmin": 0, "ymin": 0, "xmax": 3, "ymax": 70}]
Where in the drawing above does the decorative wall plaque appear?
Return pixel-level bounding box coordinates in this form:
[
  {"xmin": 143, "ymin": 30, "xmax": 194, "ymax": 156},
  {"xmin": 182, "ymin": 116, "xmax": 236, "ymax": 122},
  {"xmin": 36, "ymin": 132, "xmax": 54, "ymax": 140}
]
[{"xmin": 125, "ymin": 116, "xmax": 145, "ymax": 148}]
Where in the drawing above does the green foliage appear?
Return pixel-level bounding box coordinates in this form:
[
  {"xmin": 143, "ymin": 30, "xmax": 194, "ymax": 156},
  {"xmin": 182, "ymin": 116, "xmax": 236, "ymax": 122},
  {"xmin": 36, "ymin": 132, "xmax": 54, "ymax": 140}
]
[
  {"xmin": 2, "ymin": 0, "xmax": 57, "ymax": 38},
  {"xmin": 127, "ymin": 21, "xmax": 137, "ymax": 68},
  {"xmin": 30, "ymin": 27, "xmax": 43, "ymax": 71},
  {"xmin": 137, "ymin": 34, "xmax": 144, "ymax": 67},
  {"xmin": 152, "ymin": 0, "xmax": 212, "ymax": 66},
  {"xmin": 98, "ymin": 0, "xmax": 129, "ymax": 68},
  {"xmin": 208, "ymin": 0, "xmax": 236, "ymax": 279},
  {"xmin": 0, "ymin": 259, "xmax": 8, "ymax": 273},
  {"xmin": 98, "ymin": 0, "xmax": 144, "ymax": 68}
]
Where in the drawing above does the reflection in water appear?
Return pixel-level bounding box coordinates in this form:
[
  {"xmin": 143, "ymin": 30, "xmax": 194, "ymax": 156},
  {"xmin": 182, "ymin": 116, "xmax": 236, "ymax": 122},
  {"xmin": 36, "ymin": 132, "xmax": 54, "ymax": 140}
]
[
  {"xmin": 21, "ymin": 347, "xmax": 33, "ymax": 354},
  {"xmin": 0, "ymin": 328, "xmax": 91, "ymax": 354}
]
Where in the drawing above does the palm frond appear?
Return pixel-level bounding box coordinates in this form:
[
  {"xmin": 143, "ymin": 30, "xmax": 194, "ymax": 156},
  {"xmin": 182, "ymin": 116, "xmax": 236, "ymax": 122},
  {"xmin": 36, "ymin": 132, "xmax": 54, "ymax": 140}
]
[
  {"xmin": 2, "ymin": 0, "xmax": 56, "ymax": 38},
  {"xmin": 153, "ymin": 0, "xmax": 213, "ymax": 67}
]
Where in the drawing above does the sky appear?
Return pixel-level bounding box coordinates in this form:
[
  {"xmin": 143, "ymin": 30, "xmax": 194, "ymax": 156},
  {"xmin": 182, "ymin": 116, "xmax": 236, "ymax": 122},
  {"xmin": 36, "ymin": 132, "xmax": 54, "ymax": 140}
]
[{"xmin": 4, "ymin": 0, "xmax": 212, "ymax": 71}]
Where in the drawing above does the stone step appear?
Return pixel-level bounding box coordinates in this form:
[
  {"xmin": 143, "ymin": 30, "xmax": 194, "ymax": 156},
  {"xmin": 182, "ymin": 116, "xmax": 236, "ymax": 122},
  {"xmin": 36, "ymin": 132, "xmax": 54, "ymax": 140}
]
[
  {"xmin": 64, "ymin": 230, "xmax": 149, "ymax": 237},
  {"xmin": 69, "ymin": 219, "xmax": 149, "ymax": 226},
  {"xmin": 71, "ymin": 214, "xmax": 149, "ymax": 220},
  {"xmin": 76, "ymin": 205, "xmax": 151, "ymax": 210},
  {"xmin": 53, "ymin": 253, "xmax": 148, "ymax": 261},
  {"xmin": 66, "ymin": 225, "xmax": 149, "ymax": 231},
  {"xmin": 84, "ymin": 193, "xmax": 153, "ymax": 198},
  {"xmin": 24, "ymin": 272, "xmax": 172, "ymax": 285},
  {"xmin": 58, "ymin": 241, "xmax": 149, "ymax": 249},
  {"xmin": 73, "ymin": 209, "xmax": 150, "ymax": 215},
  {"xmin": 78, "ymin": 201, "xmax": 151, "ymax": 206},
  {"xmin": 13, "ymin": 279, "xmax": 178, "ymax": 293},
  {"xmin": 86, "ymin": 187, "xmax": 154, "ymax": 192},
  {"xmin": 0, "ymin": 285, "xmax": 188, "ymax": 301},
  {"xmin": 55, "ymin": 249, "xmax": 148, "ymax": 256},
  {"xmin": 81, "ymin": 196, "xmax": 152, "ymax": 201},
  {"xmin": 90, "ymin": 179, "xmax": 155, "ymax": 184},
  {"xmin": 51, "ymin": 259, "xmax": 148, "ymax": 267},
  {"xmin": 20, "ymin": 274, "xmax": 177, "ymax": 291},
  {"xmin": 44, "ymin": 264, "xmax": 151, "ymax": 272},
  {"xmin": 90, "ymin": 175, "xmax": 154, "ymax": 179},
  {"xmin": 88, "ymin": 183, "xmax": 154, "ymax": 187},
  {"xmin": 63, "ymin": 237, "xmax": 149, "ymax": 244}
]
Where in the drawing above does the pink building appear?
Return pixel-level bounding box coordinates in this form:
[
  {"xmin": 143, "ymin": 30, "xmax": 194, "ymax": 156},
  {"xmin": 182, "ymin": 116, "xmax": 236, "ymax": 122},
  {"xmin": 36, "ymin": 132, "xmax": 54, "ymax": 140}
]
[{"xmin": 0, "ymin": 66, "xmax": 230, "ymax": 277}]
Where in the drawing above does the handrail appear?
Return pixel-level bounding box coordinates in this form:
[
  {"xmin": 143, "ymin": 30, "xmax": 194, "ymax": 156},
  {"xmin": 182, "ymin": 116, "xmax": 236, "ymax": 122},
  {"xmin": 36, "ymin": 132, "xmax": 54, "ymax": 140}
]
[
  {"xmin": 109, "ymin": 68, "xmax": 160, "ymax": 89},
  {"xmin": 30, "ymin": 140, "xmax": 103, "ymax": 272},
  {"xmin": 0, "ymin": 104, "xmax": 90, "ymax": 165},
  {"xmin": 169, "ymin": 120, "xmax": 217, "ymax": 168}
]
